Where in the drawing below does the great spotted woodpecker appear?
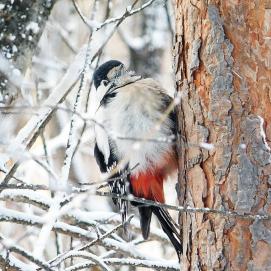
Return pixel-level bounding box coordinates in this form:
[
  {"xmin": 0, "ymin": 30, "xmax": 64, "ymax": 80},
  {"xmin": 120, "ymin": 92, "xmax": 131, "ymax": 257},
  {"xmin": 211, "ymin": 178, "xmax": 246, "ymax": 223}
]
[{"xmin": 93, "ymin": 60, "xmax": 182, "ymax": 258}]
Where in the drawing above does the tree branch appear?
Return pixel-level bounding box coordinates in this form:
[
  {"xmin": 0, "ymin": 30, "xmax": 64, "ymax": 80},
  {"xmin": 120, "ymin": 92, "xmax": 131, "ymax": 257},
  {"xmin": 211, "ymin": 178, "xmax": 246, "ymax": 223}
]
[{"xmin": 96, "ymin": 191, "xmax": 271, "ymax": 221}]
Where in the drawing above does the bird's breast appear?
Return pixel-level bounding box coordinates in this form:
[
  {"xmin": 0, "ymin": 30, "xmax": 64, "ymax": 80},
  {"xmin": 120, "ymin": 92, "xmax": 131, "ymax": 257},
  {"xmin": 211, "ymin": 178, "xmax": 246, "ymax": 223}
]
[{"xmin": 100, "ymin": 92, "xmax": 174, "ymax": 175}]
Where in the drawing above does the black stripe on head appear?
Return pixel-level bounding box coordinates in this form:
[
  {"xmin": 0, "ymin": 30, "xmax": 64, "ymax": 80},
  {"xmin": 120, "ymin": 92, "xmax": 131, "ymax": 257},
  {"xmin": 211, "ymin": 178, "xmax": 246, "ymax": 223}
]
[{"xmin": 93, "ymin": 60, "xmax": 123, "ymax": 89}]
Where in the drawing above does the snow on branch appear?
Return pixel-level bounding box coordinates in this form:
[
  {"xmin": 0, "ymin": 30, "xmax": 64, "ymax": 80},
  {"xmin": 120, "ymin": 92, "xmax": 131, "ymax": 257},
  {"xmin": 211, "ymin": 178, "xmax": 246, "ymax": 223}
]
[
  {"xmin": 0, "ymin": 206, "xmax": 156, "ymax": 260},
  {"xmin": 0, "ymin": 251, "xmax": 36, "ymax": 271},
  {"xmin": 66, "ymin": 258, "xmax": 179, "ymax": 271},
  {"xmin": 0, "ymin": 235, "xmax": 53, "ymax": 271},
  {"xmin": 0, "ymin": 189, "xmax": 52, "ymax": 210},
  {"xmin": 0, "ymin": 45, "xmax": 86, "ymax": 188},
  {"xmin": 49, "ymin": 219, "xmax": 130, "ymax": 268},
  {"xmin": 73, "ymin": 0, "xmax": 157, "ymax": 31},
  {"xmin": 95, "ymin": 0, "xmax": 155, "ymax": 31}
]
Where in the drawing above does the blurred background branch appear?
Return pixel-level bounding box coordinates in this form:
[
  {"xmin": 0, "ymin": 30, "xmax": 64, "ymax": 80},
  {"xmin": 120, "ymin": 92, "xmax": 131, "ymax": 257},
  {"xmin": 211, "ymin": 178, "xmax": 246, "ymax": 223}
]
[{"xmin": 0, "ymin": 0, "xmax": 178, "ymax": 270}]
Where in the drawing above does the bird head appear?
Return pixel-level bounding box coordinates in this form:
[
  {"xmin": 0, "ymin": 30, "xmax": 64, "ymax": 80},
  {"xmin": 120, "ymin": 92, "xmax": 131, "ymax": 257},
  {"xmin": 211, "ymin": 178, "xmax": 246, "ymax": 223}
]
[
  {"xmin": 93, "ymin": 60, "xmax": 125, "ymax": 89},
  {"xmin": 93, "ymin": 60, "xmax": 141, "ymax": 91}
]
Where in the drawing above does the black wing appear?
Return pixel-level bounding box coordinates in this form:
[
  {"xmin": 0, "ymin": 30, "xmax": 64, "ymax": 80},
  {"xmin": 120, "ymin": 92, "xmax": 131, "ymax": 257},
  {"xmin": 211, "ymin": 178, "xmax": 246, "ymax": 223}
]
[
  {"xmin": 160, "ymin": 92, "xmax": 177, "ymax": 135},
  {"xmin": 94, "ymin": 141, "xmax": 116, "ymax": 174}
]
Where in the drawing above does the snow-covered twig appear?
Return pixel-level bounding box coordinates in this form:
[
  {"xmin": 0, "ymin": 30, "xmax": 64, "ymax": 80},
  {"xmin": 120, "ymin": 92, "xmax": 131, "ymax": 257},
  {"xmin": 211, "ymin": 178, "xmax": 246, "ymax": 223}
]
[
  {"xmin": 0, "ymin": 189, "xmax": 51, "ymax": 210},
  {"xmin": 0, "ymin": 206, "xmax": 151, "ymax": 259},
  {"xmin": 73, "ymin": 0, "xmax": 156, "ymax": 32},
  {"xmin": 0, "ymin": 235, "xmax": 53, "ymax": 271},
  {"xmin": 0, "ymin": 187, "xmax": 168, "ymax": 242},
  {"xmin": 49, "ymin": 218, "xmax": 132, "ymax": 268},
  {"xmin": 61, "ymin": 0, "xmax": 100, "ymax": 186},
  {"xmin": 0, "ymin": 45, "xmax": 85, "ymax": 188},
  {"xmin": 95, "ymin": 0, "xmax": 156, "ymax": 31},
  {"xmin": 8, "ymin": 246, "xmax": 53, "ymax": 271},
  {"xmin": 67, "ymin": 251, "xmax": 112, "ymax": 271},
  {"xmin": 60, "ymin": 47, "xmax": 90, "ymax": 186},
  {"xmin": 65, "ymin": 257, "xmax": 179, "ymax": 271},
  {"xmin": 0, "ymin": 182, "xmax": 48, "ymax": 191},
  {"xmin": 0, "ymin": 251, "xmax": 36, "ymax": 271}
]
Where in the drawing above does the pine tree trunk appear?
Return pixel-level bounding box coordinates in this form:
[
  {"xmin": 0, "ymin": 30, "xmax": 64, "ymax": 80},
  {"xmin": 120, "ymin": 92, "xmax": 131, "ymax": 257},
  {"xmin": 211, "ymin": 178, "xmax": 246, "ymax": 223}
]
[{"xmin": 174, "ymin": 1, "xmax": 271, "ymax": 270}]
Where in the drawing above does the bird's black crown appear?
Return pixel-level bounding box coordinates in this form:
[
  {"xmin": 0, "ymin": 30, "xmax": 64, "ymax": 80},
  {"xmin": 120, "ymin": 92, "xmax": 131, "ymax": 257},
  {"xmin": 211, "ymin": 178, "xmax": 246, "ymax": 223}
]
[{"xmin": 93, "ymin": 60, "xmax": 123, "ymax": 89}]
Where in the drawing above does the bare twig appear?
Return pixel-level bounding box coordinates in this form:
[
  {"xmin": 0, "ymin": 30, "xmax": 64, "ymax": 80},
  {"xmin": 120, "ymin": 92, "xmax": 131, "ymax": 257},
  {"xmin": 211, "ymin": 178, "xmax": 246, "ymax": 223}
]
[
  {"xmin": 72, "ymin": 0, "xmax": 93, "ymax": 29},
  {"xmin": 73, "ymin": 0, "xmax": 156, "ymax": 32}
]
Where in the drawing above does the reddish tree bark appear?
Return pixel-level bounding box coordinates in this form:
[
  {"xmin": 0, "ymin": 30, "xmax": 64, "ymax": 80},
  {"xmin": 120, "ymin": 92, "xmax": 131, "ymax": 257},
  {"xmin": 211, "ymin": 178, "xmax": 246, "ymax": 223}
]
[{"xmin": 174, "ymin": 1, "xmax": 271, "ymax": 270}]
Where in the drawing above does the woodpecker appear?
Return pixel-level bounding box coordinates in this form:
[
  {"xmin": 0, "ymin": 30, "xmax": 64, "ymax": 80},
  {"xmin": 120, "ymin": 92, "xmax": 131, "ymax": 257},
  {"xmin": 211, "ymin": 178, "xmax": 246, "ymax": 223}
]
[{"xmin": 93, "ymin": 60, "xmax": 182, "ymax": 258}]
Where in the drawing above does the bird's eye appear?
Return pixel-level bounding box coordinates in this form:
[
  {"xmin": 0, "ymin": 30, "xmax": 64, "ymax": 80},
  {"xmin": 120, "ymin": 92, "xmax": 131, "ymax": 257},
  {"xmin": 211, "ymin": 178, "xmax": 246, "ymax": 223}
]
[{"xmin": 102, "ymin": 80, "xmax": 109, "ymax": 87}]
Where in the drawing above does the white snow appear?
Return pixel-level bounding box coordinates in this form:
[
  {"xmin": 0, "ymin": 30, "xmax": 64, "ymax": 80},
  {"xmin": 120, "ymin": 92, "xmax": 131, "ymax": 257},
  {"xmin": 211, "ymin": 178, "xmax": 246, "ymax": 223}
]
[
  {"xmin": 0, "ymin": 189, "xmax": 52, "ymax": 208},
  {"xmin": 0, "ymin": 251, "xmax": 36, "ymax": 271},
  {"xmin": 12, "ymin": 45, "xmax": 17, "ymax": 52},
  {"xmin": 199, "ymin": 142, "xmax": 215, "ymax": 151},
  {"xmin": 258, "ymin": 115, "xmax": 271, "ymax": 151},
  {"xmin": 239, "ymin": 144, "xmax": 246, "ymax": 149},
  {"xmin": 8, "ymin": 34, "xmax": 16, "ymax": 41},
  {"xmin": 0, "ymin": 153, "xmax": 9, "ymax": 171},
  {"xmin": 26, "ymin": 22, "xmax": 40, "ymax": 34}
]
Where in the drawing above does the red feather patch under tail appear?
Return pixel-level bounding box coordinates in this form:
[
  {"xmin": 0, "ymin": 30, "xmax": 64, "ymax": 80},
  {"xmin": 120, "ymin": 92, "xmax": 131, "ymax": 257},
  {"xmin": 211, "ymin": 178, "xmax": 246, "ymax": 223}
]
[{"xmin": 130, "ymin": 170, "xmax": 165, "ymax": 203}]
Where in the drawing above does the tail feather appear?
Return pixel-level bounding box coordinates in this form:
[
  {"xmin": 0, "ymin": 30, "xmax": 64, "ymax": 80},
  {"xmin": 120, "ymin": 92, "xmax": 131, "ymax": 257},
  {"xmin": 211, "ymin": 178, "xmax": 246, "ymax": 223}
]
[
  {"xmin": 152, "ymin": 207, "xmax": 182, "ymax": 259},
  {"xmin": 138, "ymin": 206, "xmax": 152, "ymax": 239}
]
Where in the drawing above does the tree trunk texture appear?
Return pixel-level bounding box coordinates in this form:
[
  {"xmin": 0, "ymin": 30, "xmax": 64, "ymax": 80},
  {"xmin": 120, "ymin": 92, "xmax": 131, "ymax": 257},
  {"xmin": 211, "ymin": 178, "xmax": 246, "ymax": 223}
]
[
  {"xmin": 0, "ymin": 0, "xmax": 56, "ymax": 105},
  {"xmin": 174, "ymin": 1, "xmax": 271, "ymax": 270}
]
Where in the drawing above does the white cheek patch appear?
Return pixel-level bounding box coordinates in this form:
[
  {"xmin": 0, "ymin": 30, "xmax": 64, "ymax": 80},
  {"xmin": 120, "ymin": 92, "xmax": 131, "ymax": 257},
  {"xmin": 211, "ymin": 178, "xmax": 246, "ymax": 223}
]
[
  {"xmin": 95, "ymin": 82, "xmax": 111, "ymax": 108},
  {"xmin": 94, "ymin": 99, "xmax": 111, "ymax": 165}
]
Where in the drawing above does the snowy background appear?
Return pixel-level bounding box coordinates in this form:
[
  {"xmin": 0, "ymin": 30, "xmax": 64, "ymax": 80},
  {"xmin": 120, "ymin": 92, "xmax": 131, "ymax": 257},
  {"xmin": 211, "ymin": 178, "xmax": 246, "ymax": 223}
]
[{"xmin": 0, "ymin": 0, "xmax": 180, "ymax": 270}]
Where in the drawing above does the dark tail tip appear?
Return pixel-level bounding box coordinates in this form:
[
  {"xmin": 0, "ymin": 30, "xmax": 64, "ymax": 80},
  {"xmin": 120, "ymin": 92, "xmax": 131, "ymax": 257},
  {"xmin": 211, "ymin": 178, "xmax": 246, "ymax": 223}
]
[
  {"xmin": 152, "ymin": 207, "xmax": 182, "ymax": 260},
  {"xmin": 138, "ymin": 206, "xmax": 153, "ymax": 239}
]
